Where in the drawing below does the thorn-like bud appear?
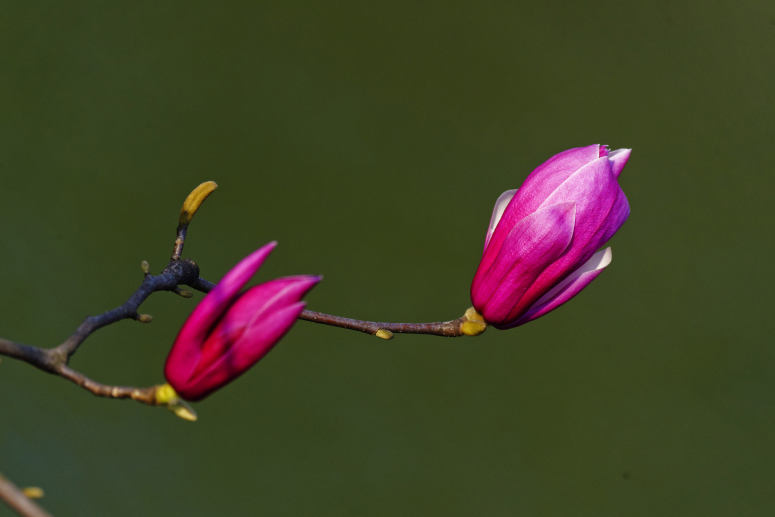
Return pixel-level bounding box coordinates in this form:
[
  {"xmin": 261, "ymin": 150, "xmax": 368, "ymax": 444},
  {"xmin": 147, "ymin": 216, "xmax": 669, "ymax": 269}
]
[
  {"xmin": 155, "ymin": 383, "xmax": 198, "ymax": 422},
  {"xmin": 136, "ymin": 313, "xmax": 153, "ymax": 323},
  {"xmin": 174, "ymin": 287, "xmax": 194, "ymax": 298},
  {"xmin": 140, "ymin": 260, "xmax": 150, "ymax": 274},
  {"xmin": 170, "ymin": 403, "xmax": 198, "ymax": 422},
  {"xmin": 375, "ymin": 328, "xmax": 393, "ymax": 340},
  {"xmin": 22, "ymin": 487, "xmax": 44, "ymax": 499},
  {"xmin": 179, "ymin": 181, "xmax": 218, "ymax": 226},
  {"xmin": 460, "ymin": 307, "xmax": 487, "ymax": 336}
]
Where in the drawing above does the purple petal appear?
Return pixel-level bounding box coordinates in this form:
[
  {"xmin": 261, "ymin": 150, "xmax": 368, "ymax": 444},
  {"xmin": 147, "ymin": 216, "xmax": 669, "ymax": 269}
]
[
  {"xmin": 596, "ymin": 187, "xmax": 630, "ymax": 245},
  {"xmin": 509, "ymin": 247, "xmax": 612, "ymax": 327},
  {"xmin": 510, "ymin": 156, "xmax": 621, "ymax": 316},
  {"xmin": 479, "ymin": 145, "xmax": 601, "ymax": 276},
  {"xmin": 472, "ymin": 202, "xmax": 576, "ymax": 324},
  {"xmin": 484, "ymin": 189, "xmax": 517, "ymax": 250}
]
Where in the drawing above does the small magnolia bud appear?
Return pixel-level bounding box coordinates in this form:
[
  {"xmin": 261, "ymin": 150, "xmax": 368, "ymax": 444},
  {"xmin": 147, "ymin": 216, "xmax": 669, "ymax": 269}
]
[
  {"xmin": 170, "ymin": 402, "xmax": 198, "ymax": 422},
  {"xmin": 179, "ymin": 181, "xmax": 218, "ymax": 226},
  {"xmin": 140, "ymin": 260, "xmax": 150, "ymax": 274},
  {"xmin": 22, "ymin": 487, "xmax": 44, "ymax": 499},
  {"xmin": 174, "ymin": 288, "xmax": 194, "ymax": 298},
  {"xmin": 375, "ymin": 328, "xmax": 393, "ymax": 340},
  {"xmin": 164, "ymin": 242, "xmax": 320, "ymax": 401},
  {"xmin": 136, "ymin": 313, "xmax": 153, "ymax": 323},
  {"xmin": 471, "ymin": 145, "xmax": 629, "ymax": 328}
]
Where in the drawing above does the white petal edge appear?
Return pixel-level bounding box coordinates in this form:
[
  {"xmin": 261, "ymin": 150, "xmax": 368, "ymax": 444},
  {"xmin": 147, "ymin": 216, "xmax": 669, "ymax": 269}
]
[
  {"xmin": 608, "ymin": 148, "xmax": 631, "ymax": 178},
  {"xmin": 527, "ymin": 247, "xmax": 612, "ymax": 311},
  {"xmin": 484, "ymin": 189, "xmax": 517, "ymax": 250}
]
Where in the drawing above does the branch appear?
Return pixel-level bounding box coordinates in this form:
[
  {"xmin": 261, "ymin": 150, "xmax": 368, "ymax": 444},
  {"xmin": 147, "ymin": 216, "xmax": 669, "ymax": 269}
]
[
  {"xmin": 53, "ymin": 259, "xmax": 201, "ymax": 360},
  {"xmin": 0, "ymin": 473, "xmax": 51, "ymax": 517},
  {"xmin": 188, "ymin": 278, "xmax": 487, "ymax": 339},
  {"xmin": 297, "ymin": 310, "xmax": 471, "ymax": 338},
  {"xmin": 0, "ymin": 182, "xmax": 217, "ymax": 417},
  {"xmin": 0, "ymin": 260, "xmax": 201, "ymax": 409}
]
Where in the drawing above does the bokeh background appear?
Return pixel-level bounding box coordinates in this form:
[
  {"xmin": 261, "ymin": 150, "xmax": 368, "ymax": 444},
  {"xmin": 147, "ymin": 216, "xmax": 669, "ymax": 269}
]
[{"xmin": 1, "ymin": 1, "xmax": 772, "ymax": 515}]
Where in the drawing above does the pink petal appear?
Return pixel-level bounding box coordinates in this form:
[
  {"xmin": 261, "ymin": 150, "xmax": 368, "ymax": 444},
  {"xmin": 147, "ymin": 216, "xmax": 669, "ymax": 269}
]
[
  {"xmin": 164, "ymin": 242, "xmax": 276, "ymax": 389},
  {"xmin": 509, "ymin": 247, "xmax": 612, "ymax": 327},
  {"xmin": 180, "ymin": 302, "xmax": 308, "ymax": 400},
  {"xmin": 193, "ymin": 275, "xmax": 321, "ymax": 376},
  {"xmin": 472, "ymin": 202, "xmax": 576, "ymax": 324}
]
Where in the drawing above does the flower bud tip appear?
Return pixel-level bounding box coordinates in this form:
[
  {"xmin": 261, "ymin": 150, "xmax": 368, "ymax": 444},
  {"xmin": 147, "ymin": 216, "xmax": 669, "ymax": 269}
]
[
  {"xmin": 137, "ymin": 313, "xmax": 153, "ymax": 323},
  {"xmin": 171, "ymin": 403, "xmax": 198, "ymax": 422},
  {"xmin": 140, "ymin": 260, "xmax": 150, "ymax": 274}
]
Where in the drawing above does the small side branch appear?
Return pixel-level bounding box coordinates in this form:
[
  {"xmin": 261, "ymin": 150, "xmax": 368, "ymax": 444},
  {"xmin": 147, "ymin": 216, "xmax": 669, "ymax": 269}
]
[{"xmin": 53, "ymin": 259, "xmax": 200, "ymax": 360}]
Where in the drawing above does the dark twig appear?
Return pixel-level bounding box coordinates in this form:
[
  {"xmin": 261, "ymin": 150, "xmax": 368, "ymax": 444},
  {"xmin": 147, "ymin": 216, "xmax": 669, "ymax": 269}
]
[
  {"xmin": 0, "ymin": 473, "xmax": 52, "ymax": 517},
  {"xmin": 53, "ymin": 259, "xmax": 201, "ymax": 360},
  {"xmin": 0, "ymin": 259, "xmax": 201, "ymax": 406},
  {"xmin": 0, "ymin": 338, "xmax": 54, "ymax": 373},
  {"xmin": 0, "ymin": 182, "xmax": 216, "ymax": 411}
]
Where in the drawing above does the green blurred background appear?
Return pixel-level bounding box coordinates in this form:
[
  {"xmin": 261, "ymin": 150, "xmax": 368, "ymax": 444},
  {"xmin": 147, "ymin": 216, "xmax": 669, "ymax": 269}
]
[{"xmin": 1, "ymin": 1, "xmax": 772, "ymax": 515}]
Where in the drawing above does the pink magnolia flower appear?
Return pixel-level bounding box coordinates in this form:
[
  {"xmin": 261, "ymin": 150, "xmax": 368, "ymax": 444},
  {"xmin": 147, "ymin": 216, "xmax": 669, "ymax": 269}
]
[
  {"xmin": 471, "ymin": 144, "xmax": 630, "ymax": 328},
  {"xmin": 165, "ymin": 242, "xmax": 320, "ymax": 400}
]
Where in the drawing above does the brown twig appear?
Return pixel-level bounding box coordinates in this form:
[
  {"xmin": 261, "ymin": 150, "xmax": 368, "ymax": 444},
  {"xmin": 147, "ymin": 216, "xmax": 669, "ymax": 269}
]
[
  {"xmin": 297, "ymin": 310, "xmax": 468, "ymax": 337},
  {"xmin": 0, "ymin": 473, "xmax": 52, "ymax": 517},
  {"xmin": 188, "ymin": 278, "xmax": 485, "ymax": 339}
]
